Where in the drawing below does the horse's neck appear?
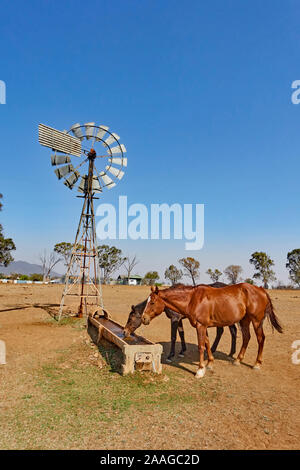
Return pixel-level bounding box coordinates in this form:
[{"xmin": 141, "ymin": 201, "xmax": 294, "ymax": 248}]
[{"xmin": 160, "ymin": 289, "xmax": 191, "ymax": 316}]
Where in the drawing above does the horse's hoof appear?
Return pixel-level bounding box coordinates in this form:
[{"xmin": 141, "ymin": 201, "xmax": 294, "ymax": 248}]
[
  {"xmin": 206, "ymin": 363, "xmax": 213, "ymax": 371},
  {"xmin": 166, "ymin": 357, "xmax": 173, "ymax": 363},
  {"xmin": 233, "ymin": 359, "xmax": 240, "ymax": 366},
  {"xmin": 195, "ymin": 367, "xmax": 206, "ymax": 378},
  {"xmin": 178, "ymin": 353, "xmax": 185, "ymax": 358},
  {"xmin": 253, "ymin": 364, "xmax": 261, "ymax": 370}
]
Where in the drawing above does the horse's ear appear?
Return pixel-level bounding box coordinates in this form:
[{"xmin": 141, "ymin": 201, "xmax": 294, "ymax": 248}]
[
  {"xmin": 155, "ymin": 285, "xmax": 159, "ymax": 294},
  {"xmin": 131, "ymin": 305, "xmax": 135, "ymax": 311},
  {"xmin": 151, "ymin": 285, "xmax": 155, "ymax": 292}
]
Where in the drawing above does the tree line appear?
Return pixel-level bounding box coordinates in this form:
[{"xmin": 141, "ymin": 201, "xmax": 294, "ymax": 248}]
[
  {"xmin": 165, "ymin": 251, "xmax": 300, "ymax": 289},
  {"xmin": 51, "ymin": 243, "xmax": 300, "ymax": 288}
]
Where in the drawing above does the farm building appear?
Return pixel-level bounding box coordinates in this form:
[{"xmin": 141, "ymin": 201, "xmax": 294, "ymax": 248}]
[{"xmin": 117, "ymin": 274, "xmax": 143, "ymax": 286}]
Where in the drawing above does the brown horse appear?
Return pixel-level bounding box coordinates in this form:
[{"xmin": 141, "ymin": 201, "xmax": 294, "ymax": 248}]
[
  {"xmin": 141, "ymin": 283, "xmax": 283, "ymax": 378},
  {"xmin": 123, "ymin": 281, "xmax": 237, "ymax": 361}
]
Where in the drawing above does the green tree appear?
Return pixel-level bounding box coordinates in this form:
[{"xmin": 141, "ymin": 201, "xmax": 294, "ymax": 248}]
[
  {"xmin": 0, "ymin": 194, "xmax": 16, "ymax": 267},
  {"xmin": 286, "ymin": 249, "xmax": 300, "ymax": 287},
  {"xmin": 54, "ymin": 242, "xmax": 74, "ymax": 271},
  {"xmin": 164, "ymin": 265, "xmax": 183, "ymax": 285},
  {"xmin": 206, "ymin": 268, "xmax": 222, "ymax": 283},
  {"xmin": 29, "ymin": 273, "xmax": 43, "ymax": 282},
  {"xmin": 224, "ymin": 265, "xmax": 243, "ymax": 284},
  {"xmin": 97, "ymin": 245, "xmax": 126, "ymax": 284},
  {"xmin": 178, "ymin": 257, "xmax": 200, "ymax": 286},
  {"xmin": 244, "ymin": 277, "xmax": 255, "ymax": 285},
  {"xmin": 249, "ymin": 251, "xmax": 276, "ymax": 289},
  {"xmin": 143, "ymin": 271, "xmax": 160, "ymax": 286}
]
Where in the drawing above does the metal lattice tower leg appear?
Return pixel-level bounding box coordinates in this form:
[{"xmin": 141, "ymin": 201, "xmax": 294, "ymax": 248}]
[{"xmin": 58, "ymin": 150, "xmax": 103, "ymax": 321}]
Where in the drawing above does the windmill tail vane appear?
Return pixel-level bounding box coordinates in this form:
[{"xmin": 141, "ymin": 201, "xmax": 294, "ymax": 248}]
[{"xmin": 38, "ymin": 122, "xmax": 127, "ymax": 320}]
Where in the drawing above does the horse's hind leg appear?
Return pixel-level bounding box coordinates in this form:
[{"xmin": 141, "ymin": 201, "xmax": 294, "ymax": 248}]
[
  {"xmin": 211, "ymin": 327, "xmax": 223, "ymax": 353},
  {"xmin": 229, "ymin": 324, "xmax": 237, "ymax": 357},
  {"xmin": 178, "ymin": 319, "xmax": 187, "ymax": 357},
  {"xmin": 252, "ymin": 320, "xmax": 265, "ymax": 370},
  {"xmin": 233, "ymin": 316, "xmax": 251, "ymax": 366}
]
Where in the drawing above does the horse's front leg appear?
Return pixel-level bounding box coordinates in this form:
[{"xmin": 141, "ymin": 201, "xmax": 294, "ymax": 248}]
[
  {"xmin": 195, "ymin": 322, "xmax": 207, "ymax": 378},
  {"xmin": 166, "ymin": 320, "xmax": 178, "ymax": 362}
]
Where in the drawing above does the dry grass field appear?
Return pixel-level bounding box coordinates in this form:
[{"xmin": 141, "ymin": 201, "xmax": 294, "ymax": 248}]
[{"xmin": 0, "ymin": 284, "xmax": 299, "ymax": 450}]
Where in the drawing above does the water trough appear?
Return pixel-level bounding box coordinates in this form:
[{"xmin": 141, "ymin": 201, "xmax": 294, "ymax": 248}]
[{"xmin": 87, "ymin": 312, "xmax": 163, "ymax": 375}]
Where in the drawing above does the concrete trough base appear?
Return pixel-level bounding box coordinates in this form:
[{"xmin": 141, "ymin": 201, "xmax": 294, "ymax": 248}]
[{"xmin": 87, "ymin": 314, "xmax": 163, "ymax": 375}]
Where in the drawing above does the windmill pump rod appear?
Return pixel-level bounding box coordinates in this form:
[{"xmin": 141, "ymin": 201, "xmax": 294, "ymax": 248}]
[{"xmin": 86, "ymin": 148, "xmax": 96, "ymax": 193}]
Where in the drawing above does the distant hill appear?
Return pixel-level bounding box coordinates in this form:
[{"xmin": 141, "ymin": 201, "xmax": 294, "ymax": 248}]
[{"xmin": 0, "ymin": 260, "xmax": 62, "ymax": 278}]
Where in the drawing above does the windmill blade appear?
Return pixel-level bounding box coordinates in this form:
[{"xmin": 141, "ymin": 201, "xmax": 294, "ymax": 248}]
[
  {"xmin": 78, "ymin": 175, "xmax": 88, "ymax": 193},
  {"xmin": 39, "ymin": 124, "xmax": 81, "ymax": 157},
  {"xmin": 78, "ymin": 175, "xmax": 103, "ymax": 193},
  {"xmin": 92, "ymin": 176, "xmax": 102, "ymax": 192},
  {"xmin": 95, "ymin": 125, "xmax": 109, "ymax": 141},
  {"xmin": 103, "ymin": 133, "xmax": 120, "ymax": 147},
  {"xmin": 70, "ymin": 123, "xmax": 84, "ymax": 141},
  {"xmin": 99, "ymin": 172, "xmax": 116, "ymax": 188},
  {"xmin": 108, "ymin": 157, "xmax": 127, "ymax": 167},
  {"xmin": 64, "ymin": 171, "xmax": 80, "ymax": 189},
  {"xmin": 110, "ymin": 144, "xmax": 127, "ymax": 155},
  {"xmin": 106, "ymin": 165, "xmax": 124, "ymax": 180},
  {"xmin": 54, "ymin": 164, "xmax": 74, "ymax": 180},
  {"xmin": 51, "ymin": 154, "xmax": 71, "ymax": 166},
  {"xmin": 85, "ymin": 122, "xmax": 95, "ymax": 140}
]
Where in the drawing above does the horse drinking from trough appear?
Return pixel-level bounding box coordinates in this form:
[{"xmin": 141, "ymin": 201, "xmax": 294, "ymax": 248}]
[
  {"xmin": 141, "ymin": 283, "xmax": 283, "ymax": 378},
  {"xmin": 123, "ymin": 282, "xmax": 237, "ymax": 361}
]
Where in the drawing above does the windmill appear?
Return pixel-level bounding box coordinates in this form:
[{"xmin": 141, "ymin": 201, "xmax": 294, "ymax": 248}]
[{"xmin": 38, "ymin": 122, "xmax": 127, "ymax": 320}]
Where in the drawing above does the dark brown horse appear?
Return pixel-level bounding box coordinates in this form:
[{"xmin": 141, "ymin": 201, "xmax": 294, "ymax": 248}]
[
  {"xmin": 141, "ymin": 283, "xmax": 283, "ymax": 378},
  {"xmin": 124, "ymin": 300, "xmax": 187, "ymax": 361},
  {"xmin": 123, "ymin": 282, "xmax": 237, "ymax": 361}
]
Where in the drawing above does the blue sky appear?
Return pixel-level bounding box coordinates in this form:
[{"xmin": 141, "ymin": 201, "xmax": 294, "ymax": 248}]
[{"xmin": 0, "ymin": 0, "xmax": 300, "ymax": 284}]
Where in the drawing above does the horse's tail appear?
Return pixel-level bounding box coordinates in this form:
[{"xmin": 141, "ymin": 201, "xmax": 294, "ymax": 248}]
[{"xmin": 264, "ymin": 291, "xmax": 283, "ymax": 333}]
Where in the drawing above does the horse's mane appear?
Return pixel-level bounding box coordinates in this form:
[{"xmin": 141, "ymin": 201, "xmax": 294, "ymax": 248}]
[
  {"xmin": 164, "ymin": 281, "xmax": 228, "ymax": 292},
  {"xmin": 166, "ymin": 283, "xmax": 194, "ymax": 291}
]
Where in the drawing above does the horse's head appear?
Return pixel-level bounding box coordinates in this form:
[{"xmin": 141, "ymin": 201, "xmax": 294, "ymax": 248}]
[
  {"xmin": 123, "ymin": 304, "xmax": 143, "ymax": 337},
  {"xmin": 141, "ymin": 286, "xmax": 165, "ymax": 325}
]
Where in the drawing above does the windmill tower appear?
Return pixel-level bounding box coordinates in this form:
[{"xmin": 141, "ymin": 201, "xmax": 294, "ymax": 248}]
[{"xmin": 38, "ymin": 122, "xmax": 127, "ymax": 320}]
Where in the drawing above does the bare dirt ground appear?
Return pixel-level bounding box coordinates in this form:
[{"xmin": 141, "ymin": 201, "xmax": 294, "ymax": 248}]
[{"xmin": 0, "ymin": 284, "xmax": 299, "ymax": 450}]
